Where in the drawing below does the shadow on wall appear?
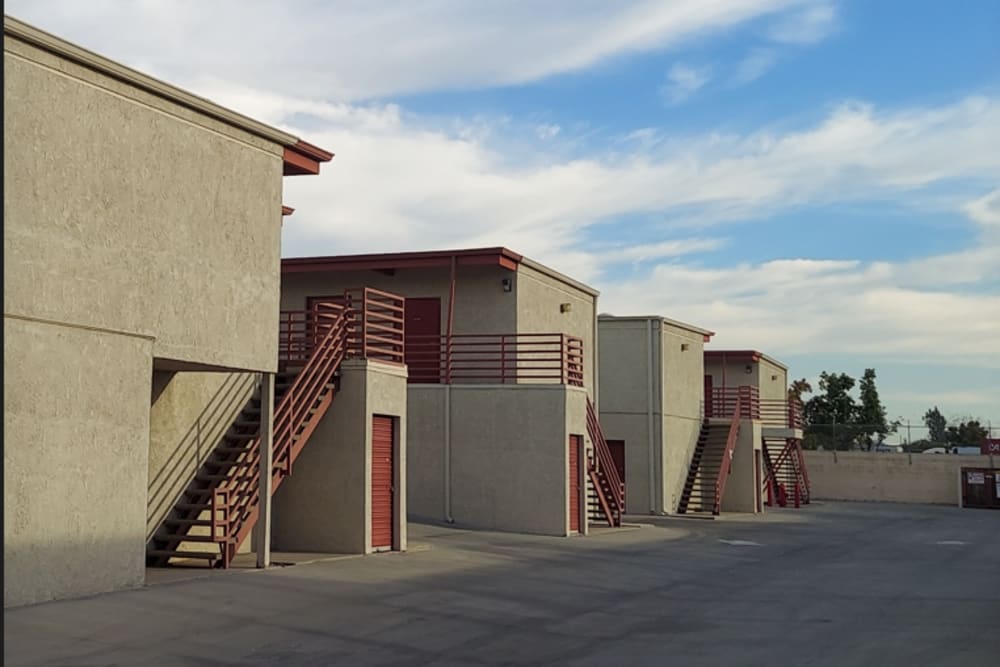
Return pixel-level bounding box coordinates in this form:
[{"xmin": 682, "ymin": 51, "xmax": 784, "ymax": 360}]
[
  {"xmin": 146, "ymin": 371, "xmax": 258, "ymax": 541},
  {"xmin": 4, "ymin": 535, "xmax": 147, "ymax": 608}
]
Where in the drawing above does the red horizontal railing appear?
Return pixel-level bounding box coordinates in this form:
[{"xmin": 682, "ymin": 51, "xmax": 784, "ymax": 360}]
[
  {"xmin": 343, "ymin": 287, "xmax": 405, "ymax": 365},
  {"xmin": 406, "ymin": 333, "xmax": 584, "ymax": 386},
  {"xmin": 706, "ymin": 386, "xmax": 759, "ymax": 419},
  {"xmin": 706, "ymin": 386, "xmax": 802, "ymax": 429},
  {"xmin": 760, "ymin": 398, "xmax": 803, "ymax": 428},
  {"xmin": 279, "ymin": 288, "xmax": 405, "ymax": 368}
]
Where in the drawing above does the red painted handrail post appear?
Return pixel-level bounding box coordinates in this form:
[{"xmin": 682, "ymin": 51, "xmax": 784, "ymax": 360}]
[
  {"xmin": 500, "ymin": 334, "xmax": 507, "ymax": 384},
  {"xmin": 360, "ymin": 289, "xmax": 369, "ymax": 359},
  {"xmin": 560, "ymin": 333, "xmax": 567, "ymax": 385},
  {"xmin": 444, "ymin": 334, "xmax": 453, "ymax": 384}
]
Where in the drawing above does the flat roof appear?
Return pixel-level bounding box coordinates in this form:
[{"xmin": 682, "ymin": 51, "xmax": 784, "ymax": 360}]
[
  {"xmin": 598, "ymin": 314, "xmax": 715, "ymax": 341},
  {"xmin": 4, "ymin": 15, "xmax": 332, "ymax": 175},
  {"xmin": 704, "ymin": 349, "xmax": 788, "ymax": 371},
  {"xmin": 282, "ymin": 247, "xmax": 600, "ymax": 297}
]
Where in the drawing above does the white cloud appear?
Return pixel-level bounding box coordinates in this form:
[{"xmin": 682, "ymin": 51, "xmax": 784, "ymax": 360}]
[
  {"xmin": 585, "ymin": 239, "xmax": 729, "ymax": 268},
  {"xmin": 6, "ymin": 0, "xmax": 809, "ymax": 101},
  {"xmin": 732, "ymin": 48, "xmax": 780, "ymax": 84},
  {"xmin": 661, "ymin": 63, "xmax": 714, "ymax": 105},
  {"xmin": 964, "ymin": 188, "xmax": 1000, "ymax": 228},
  {"xmin": 767, "ymin": 1, "xmax": 838, "ymax": 45}
]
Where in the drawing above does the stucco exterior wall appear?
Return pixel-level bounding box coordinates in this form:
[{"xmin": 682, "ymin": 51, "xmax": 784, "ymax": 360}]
[
  {"xmin": 515, "ymin": 264, "xmax": 598, "ymax": 396},
  {"xmin": 406, "ymin": 385, "xmax": 579, "ymax": 536},
  {"xmin": 721, "ymin": 419, "xmax": 762, "ymax": 513},
  {"xmin": 660, "ymin": 324, "xmax": 707, "ymax": 514},
  {"xmin": 598, "ymin": 317, "xmax": 706, "ymax": 514},
  {"xmin": 704, "ymin": 355, "xmax": 787, "ymax": 401},
  {"xmin": 803, "ymin": 451, "xmax": 995, "ymax": 505},
  {"xmin": 280, "ymin": 265, "xmax": 518, "ymax": 335},
  {"xmin": 4, "ymin": 35, "xmax": 283, "ymax": 372},
  {"xmin": 704, "ymin": 357, "xmax": 758, "ymax": 393},
  {"xmin": 146, "ymin": 371, "xmax": 257, "ymax": 539},
  {"xmin": 273, "ymin": 360, "xmax": 408, "ymax": 553},
  {"xmin": 4, "ymin": 318, "xmax": 153, "ymax": 607},
  {"xmin": 757, "ymin": 358, "xmax": 788, "ymax": 402},
  {"xmin": 598, "ymin": 319, "xmax": 658, "ymax": 513}
]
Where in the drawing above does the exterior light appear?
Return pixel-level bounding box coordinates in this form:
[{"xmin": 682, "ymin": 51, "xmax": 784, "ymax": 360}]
[
  {"xmin": 744, "ymin": 364, "xmax": 753, "ymax": 374},
  {"xmin": 501, "ymin": 278, "xmax": 512, "ymax": 292},
  {"xmin": 681, "ymin": 343, "xmax": 690, "ymax": 351},
  {"xmin": 560, "ymin": 303, "xmax": 572, "ymax": 313}
]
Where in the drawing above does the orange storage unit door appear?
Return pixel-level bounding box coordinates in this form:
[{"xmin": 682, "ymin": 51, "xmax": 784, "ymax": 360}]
[
  {"xmin": 371, "ymin": 416, "xmax": 395, "ymax": 549},
  {"xmin": 569, "ymin": 435, "xmax": 582, "ymax": 533}
]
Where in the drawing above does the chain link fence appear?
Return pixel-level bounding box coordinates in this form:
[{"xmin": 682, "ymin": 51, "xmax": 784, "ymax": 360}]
[{"xmin": 803, "ymin": 422, "xmax": 998, "ymax": 452}]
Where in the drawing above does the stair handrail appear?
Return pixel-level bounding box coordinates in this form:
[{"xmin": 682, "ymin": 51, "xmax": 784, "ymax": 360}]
[
  {"xmin": 794, "ymin": 439, "xmax": 811, "ymax": 499},
  {"xmin": 213, "ymin": 301, "xmax": 351, "ymax": 564},
  {"xmin": 712, "ymin": 388, "xmax": 745, "ymax": 515},
  {"xmin": 586, "ymin": 396, "xmax": 624, "ymax": 525}
]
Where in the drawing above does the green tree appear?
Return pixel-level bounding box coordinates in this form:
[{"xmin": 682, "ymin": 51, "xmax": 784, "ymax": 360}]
[
  {"xmin": 788, "ymin": 378, "xmax": 812, "ymax": 403},
  {"xmin": 855, "ymin": 368, "xmax": 891, "ymax": 450},
  {"xmin": 803, "ymin": 372, "xmax": 857, "ymax": 450},
  {"xmin": 946, "ymin": 419, "xmax": 989, "ymax": 447},
  {"xmin": 923, "ymin": 406, "xmax": 947, "ymax": 443}
]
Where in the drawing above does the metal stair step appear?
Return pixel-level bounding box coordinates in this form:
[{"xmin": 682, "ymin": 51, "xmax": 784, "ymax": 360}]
[
  {"xmin": 148, "ymin": 549, "xmax": 220, "ymax": 560},
  {"xmin": 164, "ymin": 518, "xmax": 213, "ymax": 527}
]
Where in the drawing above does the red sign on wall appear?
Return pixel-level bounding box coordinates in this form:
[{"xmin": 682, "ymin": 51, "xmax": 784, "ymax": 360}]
[{"xmin": 983, "ymin": 439, "xmax": 1000, "ymax": 455}]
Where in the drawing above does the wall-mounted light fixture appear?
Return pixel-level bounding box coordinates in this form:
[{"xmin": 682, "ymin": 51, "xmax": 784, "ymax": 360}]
[
  {"xmin": 771, "ymin": 374, "xmax": 778, "ymax": 381},
  {"xmin": 560, "ymin": 303, "xmax": 572, "ymax": 313},
  {"xmin": 744, "ymin": 364, "xmax": 753, "ymax": 374},
  {"xmin": 681, "ymin": 343, "xmax": 690, "ymax": 351},
  {"xmin": 501, "ymin": 278, "xmax": 512, "ymax": 292}
]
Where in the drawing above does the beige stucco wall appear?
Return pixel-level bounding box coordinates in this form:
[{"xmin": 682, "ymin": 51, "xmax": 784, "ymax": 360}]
[
  {"xmin": 720, "ymin": 419, "xmax": 762, "ymax": 513},
  {"xmin": 597, "ymin": 317, "xmax": 706, "ymax": 514},
  {"xmin": 407, "ymin": 384, "xmax": 582, "ymax": 536},
  {"xmin": 515, "ymin": 263, "xmax": 598, "ymax": 396},
  {"xmin": 4, "ymin": 28, "xmax": 292, "ymax": 606},
  {"xmin": 272, "ymin": 360, "xmax": 408, "ymax": 553},
  {"xmin": 804, "ymin": 451, "xmax": 995, "ymax": 505},
  {"xmin": 4, "ymin": 318, "xmax": 153, "ymax": 607},
  {"xmin": 704, "ymin": 355, "xmax": 787, "ymax": 401},
  {"xmin": 598, "ymin": 319, "xmax": 657, "ymax": 514},
  {"xmin": 4, "ymin": 35, "xmax": 283, "ymax": 372},
  {"xmin": 146, "ymin": 371, "xmax": 257, "ymax": 539},
  {"xmin": 660, "ymin": 324, "xmax": 707, "ymax": 514},
  {"xmin": 281, "ymin": 265, "xmax": 518, "ymax": 335},
  {"xmin": 757, "ymin": 358, "xmax": 788, "ymax": 402}
]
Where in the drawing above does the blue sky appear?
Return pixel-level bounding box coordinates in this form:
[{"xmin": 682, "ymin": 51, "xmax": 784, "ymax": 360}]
[{"xmin": 9, "ymin": 0, "xmax": 999, "ymax": 432}]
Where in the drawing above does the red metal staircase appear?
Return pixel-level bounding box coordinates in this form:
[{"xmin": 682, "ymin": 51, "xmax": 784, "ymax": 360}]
[
  {"xmin": 763, "ymin": 438, "xmax": 810, "ymax": 507},
  {"xmin": 148, "ymin": 288, "xmax": 404, "ymax": 567},
  {"xmin": 678, "ymin": 389, "xmax": 747, "ymax": 516},
  {"xmin": 586, "ymin": 397, "xmax": 624, "ymax": 527}
]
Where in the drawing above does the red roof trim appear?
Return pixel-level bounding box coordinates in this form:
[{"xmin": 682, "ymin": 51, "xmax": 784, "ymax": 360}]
[
  {"xmin": 281, "ymin": 205, "xmax": 295, "ymax": 216},
  {"xmin": 281, "ymin": 247, "xmax": 524, "ymax": 274},
  {"xmin": 283, "ymin": 140, "xmax": 334, "ymax": 176},
  {"xmin": 704, "ymin": 350, "xmax": 763, "ymax": 363}
]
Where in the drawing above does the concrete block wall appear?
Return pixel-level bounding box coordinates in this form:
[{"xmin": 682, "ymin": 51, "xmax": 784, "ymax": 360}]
[{"xmin": 804, "ymin": 451, "xmax": 996, "ymax": 505}]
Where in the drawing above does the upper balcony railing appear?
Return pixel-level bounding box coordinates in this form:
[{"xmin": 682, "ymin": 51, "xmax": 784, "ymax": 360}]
[
  {"xmin": 705, "ymin": 386, "xmax": 803, "ymax": 429},
  {"xmin": 278, "ymin": 287, "xmax": 405, "ymax": 368},
  {"xmin": 406, "ymin": 333, "xmax": 584, "ymax": 386}
]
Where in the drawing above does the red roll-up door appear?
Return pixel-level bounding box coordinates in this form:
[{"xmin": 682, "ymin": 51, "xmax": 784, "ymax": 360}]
[
  {"xmin": 569, "ymin": 435, "xmax": 582, "ymax": 533},
  {"xmin": 371, "ymin": 416, "xmax": 395, "ymax": 550}
]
